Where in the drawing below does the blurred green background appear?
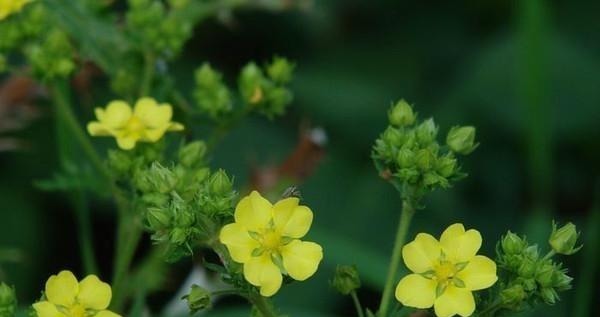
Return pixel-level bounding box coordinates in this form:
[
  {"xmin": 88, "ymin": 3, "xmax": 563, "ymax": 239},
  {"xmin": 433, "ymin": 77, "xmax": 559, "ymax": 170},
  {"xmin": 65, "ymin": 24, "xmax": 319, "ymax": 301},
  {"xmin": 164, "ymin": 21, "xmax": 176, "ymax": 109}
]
[{"xmin": 1, "ymin": 0, "xmax": 599, "ymax": 316}]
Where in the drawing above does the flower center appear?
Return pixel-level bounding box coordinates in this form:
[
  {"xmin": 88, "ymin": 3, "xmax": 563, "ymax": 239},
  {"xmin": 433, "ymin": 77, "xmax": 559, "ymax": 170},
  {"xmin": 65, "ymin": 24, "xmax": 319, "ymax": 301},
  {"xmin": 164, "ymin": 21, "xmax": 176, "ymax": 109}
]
[
  {"xmin": 125, "ymin": 116, "xmax": 145, "ymax": 135},
  {"xmin": 261, "ymin": 230, "xmax": 282, "ymax": 251},
  {"xmin": 434, "ymin": 261, "xmax": 456, "ymax": 283},
  {"xmin": 67, "ymin": 304, "xmax": 86, "ymax": 317}
]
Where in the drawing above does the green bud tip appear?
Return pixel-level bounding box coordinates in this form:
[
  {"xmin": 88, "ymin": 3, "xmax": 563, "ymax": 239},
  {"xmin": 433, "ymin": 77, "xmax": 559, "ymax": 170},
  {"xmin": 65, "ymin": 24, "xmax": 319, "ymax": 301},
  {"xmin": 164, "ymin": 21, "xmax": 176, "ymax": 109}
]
[
  {"xmin": 446, "ymin": 126, "xmax": 478, "ymax": 155},
  {"xmin": 331, "ymin": 265, "xmax": 361, "ymax": 295},
  {"xmin": 267, "ymin": 56, "xmax": 295, "ymax": 84},
  {"xmin": 500, "ymin": 284, "xmax": 527, "ymax": 305},
  {"xmin": 179, "ymin": 141, "xmax": 207, "ymax": 168},
  {"xmin": 549, "ymin": 221, "xmax": 582, "ymax": 255},
  {"xmin": 388, "ymin": 99, "xmax": 416, "ymax": 127},
  {"xmin": 415, "ymin": 118, "xmax": 438, "ymax": 145},
  {"xmin": 501, "ymin": 231, "xmax": 527, "ymax": 255},
  {"xmin": 147, "ymin": 208, "xmax": 171, "ymax": 229},
  {"xmin": 209, "ymin": 169, "xmax": 233, "ymax": 195},
  {"xmin": 182, "ymin": 284, "xmax": 211, "ymax": 313}
]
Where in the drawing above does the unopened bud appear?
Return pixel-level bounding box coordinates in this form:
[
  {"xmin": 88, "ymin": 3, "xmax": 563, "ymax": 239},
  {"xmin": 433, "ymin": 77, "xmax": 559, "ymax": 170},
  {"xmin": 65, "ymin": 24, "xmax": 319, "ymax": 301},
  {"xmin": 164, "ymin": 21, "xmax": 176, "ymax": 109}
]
[
  {"xmin": 501, "ymin": 231, "xmax": 527, "ymax": 255},
  {"xmin": 331, "ymin": 265, "xmax": 361, "ymax": 295},
  {"xmin": 170, "ymin": 228, "xmax": 188, "ymax": 245},
  {"xmin": 415, "ymin": 118, "xmax": 437, "ymax": 145},
  {"xmin": 267, "ymin": 56, "xmax": 295, "ymax": 84},
  {"xmin": 535, "ymin": 262, "xmax": 555, "ymax": 288},
  {"xmin": 179, "ymin": 141, "xmax": 207, "ymax": 168},
  {"xmin": 500, "ymin": 284, "xmax": 526, "ymax": 306},
  {"xmin": 396, "ymin": 148, "xmax": 414, "ymax": 168},
  {"xmin": 0, "ymin": 283, "xmax": 16, "ymax": 316},
  {"xmin": 415, "ymin": 149, "xmax": 435, "ymax": 171},
  {"xmin": 435, "ymin": 154, "xmax": 457, "ymax": 178},
  {"xmin": 540, "ymin": 287, "xmax": 558, "ymax": 305},
  {"xmin": 446, "ymin": 126, "xmax": 478, "ymax": 155},
  {"xmin": 182, "ymin": 284, "xmax": 211, "ymax": 313},
  {"xmin": 147, "ymin": 208, "xmax": 171, "ymax": 229},
  {"xmin": 388, "ymin": 100, "xmax": 416, "ymax": 127},
  {"xmin": 549, "ymin": 221, "xmax": 582, "ymax": 255},
  {"xmin": 210, "ymin": 169, "xmax": 233, "ymax": 195},
  {"xmin": 517, "ymin": 257, "xmax": 536, "ymax": 278}
]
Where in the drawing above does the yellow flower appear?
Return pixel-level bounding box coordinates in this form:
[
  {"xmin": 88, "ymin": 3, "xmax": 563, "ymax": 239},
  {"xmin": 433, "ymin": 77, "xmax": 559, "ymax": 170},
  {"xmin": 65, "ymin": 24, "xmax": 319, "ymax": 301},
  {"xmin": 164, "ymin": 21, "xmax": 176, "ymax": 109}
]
[
  {"xmin": 87, "ymin": 97, "xmax": 184, "ymax": 150},
  {"xmin": 32, "ymin": 270, "xmax": 121, "ymax": 317},
  {"xmin": 219, "ymin": 191, "xmax": 323, "ymax": 297},
  {"xmin": 395, "ymin": 224, "xmax": 497, "ymax": 317},
  {"xmin": 0, "ymin": 0, "xmax": 32, "ymax": 20}
]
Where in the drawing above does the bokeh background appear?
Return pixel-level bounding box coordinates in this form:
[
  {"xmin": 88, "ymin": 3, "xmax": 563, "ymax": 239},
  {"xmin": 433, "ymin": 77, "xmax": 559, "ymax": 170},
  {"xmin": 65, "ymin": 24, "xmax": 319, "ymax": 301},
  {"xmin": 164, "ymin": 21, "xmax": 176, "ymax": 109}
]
[{"xmin": 1, "ymin": 0, "xmax": 599, "ymax": 316}]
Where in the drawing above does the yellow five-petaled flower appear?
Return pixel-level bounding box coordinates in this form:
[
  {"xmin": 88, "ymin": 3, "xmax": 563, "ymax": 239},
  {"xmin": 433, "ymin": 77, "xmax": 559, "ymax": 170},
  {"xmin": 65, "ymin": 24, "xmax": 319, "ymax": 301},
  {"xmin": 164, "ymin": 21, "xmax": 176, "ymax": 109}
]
[
  {"xmin": 87, "ymin": 97, "xmax": 184, "ymax": 150},
  {"xmin": 395, "ymin": 223, "xmax": 497, "ymax": 317},
  {"xmin": 33, "ymin": 270, "xmax": 121, "ymax": 317},
  {"xmin": 220, "ymin": 191, "xmax": 324, "ymax": 297},
  {"xmin": 0, "ymin": 0, "xmax": 32, "ymax": 20}
]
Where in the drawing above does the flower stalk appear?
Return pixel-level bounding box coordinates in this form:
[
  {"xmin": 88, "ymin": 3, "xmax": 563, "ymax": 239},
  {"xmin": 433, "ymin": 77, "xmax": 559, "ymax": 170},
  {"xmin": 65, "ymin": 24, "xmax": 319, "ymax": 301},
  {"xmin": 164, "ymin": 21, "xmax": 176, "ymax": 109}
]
[{"xmin": 377, "ymin": 199, "xmax": 416, "ymax": 317}]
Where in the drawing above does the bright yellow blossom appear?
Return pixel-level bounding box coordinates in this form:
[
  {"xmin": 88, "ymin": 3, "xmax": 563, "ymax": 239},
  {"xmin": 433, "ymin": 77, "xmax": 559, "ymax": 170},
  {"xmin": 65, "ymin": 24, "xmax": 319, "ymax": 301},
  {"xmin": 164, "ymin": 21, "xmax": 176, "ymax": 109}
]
[
  {"xmin": 395, "ymin": 224, "xmax": 497, "ymax": 317},
  {"xmin": 32, "ymin": 270, "xmax": 121, "ymax": 317},
  {"xmin": 87, "ymin": 97, "xmax": 184, "ymax": 150},
  {"xmin": 0, "ymin": 0, "xmax": 32, "ymax": 20},
  {"xmin": 220, "ymin": 191, "xmax": 323, "ymax": 297}
]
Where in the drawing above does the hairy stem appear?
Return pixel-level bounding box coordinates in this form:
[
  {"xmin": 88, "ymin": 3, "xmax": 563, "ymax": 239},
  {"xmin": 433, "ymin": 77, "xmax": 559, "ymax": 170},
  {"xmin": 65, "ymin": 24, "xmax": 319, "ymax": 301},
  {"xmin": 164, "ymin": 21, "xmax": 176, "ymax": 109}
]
[
  {"xmin": 377, "ymin": 199, "xmax": 416, "ymax": 317},
  {"xmin": 249, "ymin": 293, "xmax": 278, "ymax": 317}
]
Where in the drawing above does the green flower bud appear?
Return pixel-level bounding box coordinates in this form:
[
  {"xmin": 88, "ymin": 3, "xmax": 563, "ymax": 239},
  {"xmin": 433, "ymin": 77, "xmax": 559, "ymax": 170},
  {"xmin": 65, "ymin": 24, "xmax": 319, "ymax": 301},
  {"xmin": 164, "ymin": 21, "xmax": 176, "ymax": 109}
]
[
  {"xmin": 446, "ymin": 126, "xmax": 478, "ymax": 155},
  {"xmin": 552, "ymin": 270, "xmax": 573, "ymax": 291},
  {"xmin": 175, "ymin": 211, "xmax": 195, "ymax": 227},
  {"xmin": 388, "ymin": 99, "xmax": 415, "ymax": 127},
  {"xmin": 517, "ymin": 257, "xmax": 536, "ymax": 278},
  {"xmin": 549, "ymin": 221, "xmax": 582, "ymax": 255},
  {"xmin": 210, "ymin": 169, "xmax": 233, "ymax": 195},
  {"xmin": 265, "ymin": 86, "xmax": 293, "ymax": 117},
  {"xmin": 0, "ymin": 283, "xmax": 16, "ymax": 316},
  {"xmin": 501, "ymin": 231, "xmax": 527, "ymax": 255},
  {"xmin": 396, "ymin": 148, "xmax": 415, "ymax": 168},
  {"xmin": 148, "ymin": 163, "xmax": 177, "ymax": 194},
  {"xmin": 396, "ymin": 168, "xmax": 419, "ymax": 184},
  {"xmin": 147, "ymin": 208, "xmax": 171, "ymax": 229},
  {"xmin": 179, "ymin": 141, "xmax": 207, "ymax": 168},
  {"xmin": 266, "ymin": 56, "xmax": 295, "ymax": 84},
  {"xmin": 540, "ymin": 287, "xmax": 558, "ymax": 305},
  {"xmin": 381, "ymin": 127, "xmax": 403, "ymax": 146},
  {"xmin": 170, "ymin": 228, "xmax": 188, "ymax": 245},
  {"xmin": 194, "ymin": 168, "xmax": 210, "ymax": 183},
  {"xmin": 331, "ymin": 265, "xmax": 361, "ymax": 295},
  {"xmin": 500, "ymin": 284, "xmax": 527, "ymax": 306},
  {"xmin": 239, "ymin": 62, "xmax": 267, "ymax": 105},
  {"xmin": 182, "ymin": 284, "xmax": 211, "ymax": 314},
  {"xmin": 415, "ymin": 118, "xmax": 437, "ymax": 145},
  {"xmin": 193, "ymin": 63, "xmax": 232, "ymax": 119},
  {"xmin": 535, "ymin": 261, "xmax": 555, "ymax": 288},
  {"xmin": 141, "ymin": 193, "xmax": 170, "ymax": 207},
  {"xmin": 415, "ymin": 149, "xmax": 435, "ymax": 171},
  {"xmin": 423, "ymin": 172, "xmax": 448, "ymax": 188},
  {"xmin": 435, "ymin": 154, "xmax": 457, "ymax": 178},
  {"xmin": 107, "ymin": 150, "xmax": 132, "ymax": 175}
]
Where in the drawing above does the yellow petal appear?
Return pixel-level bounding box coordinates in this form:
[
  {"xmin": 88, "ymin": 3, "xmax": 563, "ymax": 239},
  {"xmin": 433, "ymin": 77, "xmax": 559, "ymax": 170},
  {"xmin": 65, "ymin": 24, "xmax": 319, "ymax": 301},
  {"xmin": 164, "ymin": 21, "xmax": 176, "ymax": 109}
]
[
  {"xmin": 77, "ymin": 275, "xmax": 112, "ymax": 310},
  {"xmin": 45, "ymin": 270, "xmax": 78, "ymax": 307},
  {"xmin": 234, "ymin": 191, "xmax": 273, "ymax": 231},
  {"xmin": 402, "ymin": 233, "xmax": 441, "ymax": 273},
  {"xmin": 168, "ymin": 122, "xmax": 185, "ymax": 131},
  {"xmin": 87, "ymin": 122, "xmax": 112, "ymax": 136},
  {"xmin": 143, "ymin": 127, "xmax": 168, "ymax": 142},
  {"xmin": 281, "ymin": 240, "xmax": 323, "ymax": 281},
  {"xmin": 456, "ymin": 255, "xmax": 497, "ymax": 291},
  {"xmin": 116, "ymin": 137, "xmax": 137, "ymax": 150},
  {"xmin": 220, "ymin": 223, "xmax": 260, "ymax": 263},
  {"xmin": 100, "ymin": 101, "xmax": 132, "ymax": 129},
  {"xmin": 95, "ymin": 310, "xmax": 122, "ymax": 317},
  {"xmin": 134, "ymin": 98, "xmax": 173, "ymax": 128},
  {"xmin": 32, "ymin": 301, "xmax": 64, "ymax": 317},
  {"xmin": 273, "ymin": 198, "xmax": 313, "ymax": 238},
  {"xmin": 394, "ymin": 274, "xmax": 436, "ymax": 309},
  {"xmin": 243, "ymin": 254, "xmax": 283, "ymax": 297},
  {"xmin": 434, "ymin": 285, "xmax": 475, "ymax": 317},
  {"xmin": 440, "ymin": 223, "xmax": 482, "ymax": 263}
]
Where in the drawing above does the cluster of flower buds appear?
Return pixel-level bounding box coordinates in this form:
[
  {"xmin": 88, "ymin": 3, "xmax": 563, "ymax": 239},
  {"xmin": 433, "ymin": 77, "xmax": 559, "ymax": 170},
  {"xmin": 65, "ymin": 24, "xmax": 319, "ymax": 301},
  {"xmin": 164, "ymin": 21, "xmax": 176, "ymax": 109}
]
[
  {"xmin": 193, "ymin": 63, "xmax": 233, "ymax": 119},
  {"xmin": 373, "ymin": 100, "xmax": 477, "ymax": 195},
  {"xmin": 0, "ymin": 283, "xmax": 16, "ymax": 317},
  {"xmin": 495, "ymin": 222, "xmax": 580, "ymax": 311},
  {"xmin": 182, "ymin": 284, "xmax": 211, "ymax": 314},
  {"xmin": 26, "ymin": 29, "xmax": 75, "ymax": 80},
  {"xmin": 238, "ymin": 57, "xmax": 295, "ymax": 118},
  {"xmin": 126, "ymin": 0, "xmax": 194, "ymax": 58},
  {"xmin": 131, "ymin": 142, "xmax": 236, "ymax": 262},
  {"xmin": 0, "ymin": 2, "xmax": 46, "ymax": 51}
]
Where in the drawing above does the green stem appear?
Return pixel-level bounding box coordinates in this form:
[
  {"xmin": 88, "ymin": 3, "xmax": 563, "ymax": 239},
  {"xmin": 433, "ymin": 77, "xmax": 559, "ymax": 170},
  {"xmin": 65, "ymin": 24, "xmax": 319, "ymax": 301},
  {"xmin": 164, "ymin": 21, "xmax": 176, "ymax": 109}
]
[
  {"xmin": 51, "ymin": 81, "xmax": 112, "ymax": 182},
  {"xmin": 139, "ymin": 52, "xmax": 156, "ymax": 97},
  {"xmin": 475, "ymin": 298, "xmax": 504, "ymax": 317},
  {"xmin": 110, "ymin": 211, "xmax": 143, "ymax": 311},
  {"xmin": 73, "ymin": 190, "xmax": 98, "ymax": 274},
  {"xmin": 212, "ymin": 289, "xmax": 247, "ymax": 297},
  {"xmin": 542, "ymin": 250, "xmax": 556, "ymax": 261},
  {"xmin": 350, "ymin": 291, "xmax": 365, "ymax": 317},
  {"xmin": 377, "ymin": 199, "xmax": 416, "ymax": 317},
  {"xmin": 249, "ymin": 293, "xmax": 278, "ymax": 317}
]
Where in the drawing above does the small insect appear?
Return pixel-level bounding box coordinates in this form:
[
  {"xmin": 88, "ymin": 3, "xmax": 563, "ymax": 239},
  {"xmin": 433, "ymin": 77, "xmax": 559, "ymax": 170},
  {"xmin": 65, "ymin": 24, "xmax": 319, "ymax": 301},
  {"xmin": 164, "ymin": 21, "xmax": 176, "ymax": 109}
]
[{"xmin": 281, "ymin": 186, "xmax": 302, "ymax": 199}]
